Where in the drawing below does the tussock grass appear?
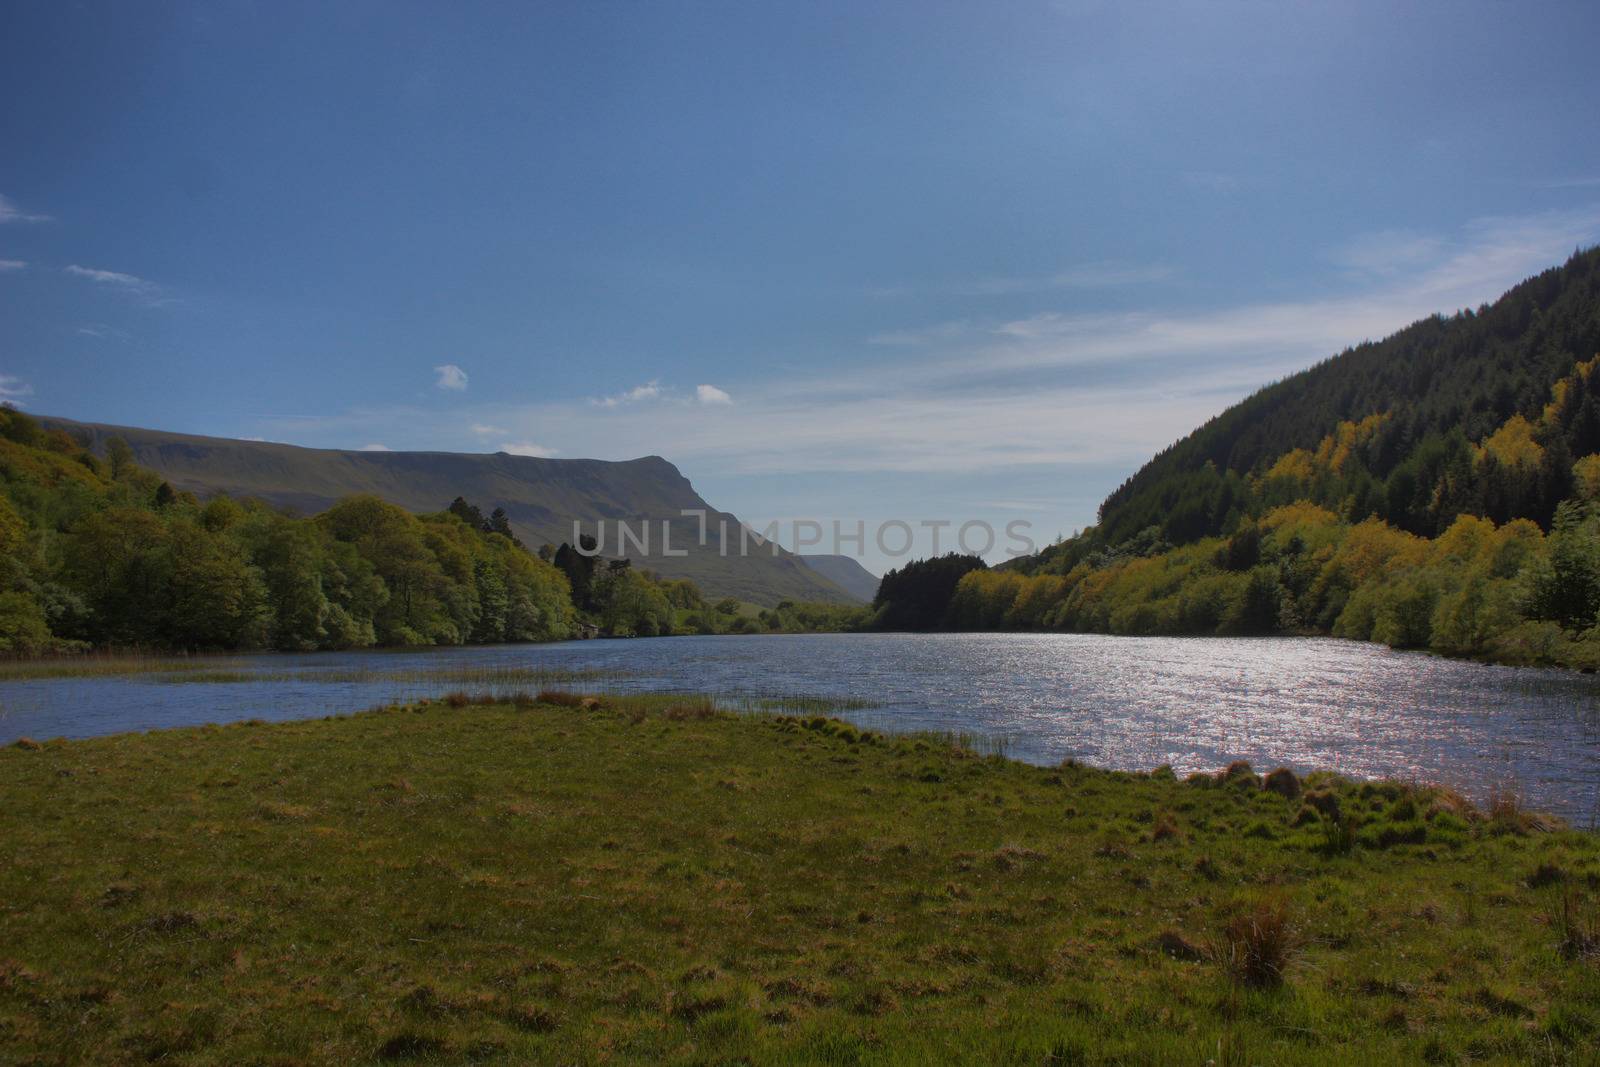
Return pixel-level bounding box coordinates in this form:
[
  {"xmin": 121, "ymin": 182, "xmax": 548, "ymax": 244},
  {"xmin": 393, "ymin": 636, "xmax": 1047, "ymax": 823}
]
[
  {"xmin": 1, "ymin": 697, "xmax": 1598, "ymax": 1063},
  {"xmin": 1214, "ymin": 898, "xmax": 1302, "ymax": 988}
]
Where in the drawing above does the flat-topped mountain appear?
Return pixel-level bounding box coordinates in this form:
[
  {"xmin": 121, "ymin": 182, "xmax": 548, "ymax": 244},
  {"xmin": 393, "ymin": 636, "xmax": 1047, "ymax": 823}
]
[{"xmin": 40, "ymin": 417, "xmax": 853, "ymax": 607}]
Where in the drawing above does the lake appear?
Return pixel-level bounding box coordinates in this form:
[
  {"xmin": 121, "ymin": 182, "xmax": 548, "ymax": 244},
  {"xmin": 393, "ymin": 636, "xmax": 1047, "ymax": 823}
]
[{"xmin": 3, "ymin": 632, "xmax": 1599, "ymax": 821}]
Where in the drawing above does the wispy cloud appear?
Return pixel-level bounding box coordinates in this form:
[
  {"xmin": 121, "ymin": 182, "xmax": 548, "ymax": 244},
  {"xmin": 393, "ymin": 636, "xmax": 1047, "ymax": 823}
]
[
  {"xmin": 433, "ymin": 364, "xmax": 469, "ymax": 391},
  {"xmin": 77, "ymin": 323, "xmax": 130, "ymax": 340},
  {"xmin": 0, "ymin": 193, "xmax": 50, "ymax": 224},
  {"xmin": 65, "ymin": 264, "xmax": 150, "ymax": 287},
  {"xmin": 1533, "ymin": 176, "xmax": 1600, "ymax": 190},
  {"xmin": 64, "ymin": 264, "xmax": 172, "ymax": 306},
  {"xmin": 358, "ymin": 443, "xmax": 392, "ymax": 452},
  {"xmin": 1182, "ymin": 171, "xmax": 1243, "ymax": 194},
  {"xmin": 594, "ymin": 380, "xmax": 661, "ymax": 407},
  {"xmin": 695, "ymin": 384, "xmax": 733, "ymax": 405},
  {"xmin": 868, "ymin": 319, "xmax": 975, "ymax": 346},
  {"xmin": 869, "ymin": 263, "xmax": 1171, "ymax": 303},
  {"xmin": 955, "ymin": 263, "xmax": 1173, "ymax": 296},
  {"xmin": 0, "ymin": 259, "xmax": 25, "ymax": 272},
  {"xmin": 498, "ymin": 440, "xmax": 558, "ymax": 458},
  {"xmin": 0, "ymin": 375, "xmax": 34, "ymax": 405},
  {"xmin": 469, "ymin": 422, "xmax": 507, "ymax": 436},
  {"xmin": 1328, "ymin": 229, "xmax": 1445, "ymax": 276}
]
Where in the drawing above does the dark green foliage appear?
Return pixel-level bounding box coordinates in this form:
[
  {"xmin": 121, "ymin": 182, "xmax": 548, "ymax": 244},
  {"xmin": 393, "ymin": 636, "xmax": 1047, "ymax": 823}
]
[
  {"xmin": 871, "ymin": 552, "xmax": 987, "ymax": 631},
  {"xmin": 1222, "ymin": 566, "xmax": 1282, "ymax": 634},
  {"xmin": 488, "ymin": 506, "xmax": 520, "ymax": 546},
  {"xmin": 755, "ymin": 599, "xmax": 867, "ymax": 634},
  {"xmin": 552, "ymin": 537, "xmax": 598, "ymax": 611},
  {"xmin": 1526, "ymin": 500, "xmax": 1600, "ymax": 630},
  {"xmin": 447, "ymin": 495, "xmax": 487, "ymax": 529}
]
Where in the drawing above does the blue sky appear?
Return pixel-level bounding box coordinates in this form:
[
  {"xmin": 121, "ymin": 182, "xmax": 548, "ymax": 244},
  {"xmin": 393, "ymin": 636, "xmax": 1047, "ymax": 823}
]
[{"xmin": 4, "ymin": 1, "xmax": 1600, "ymax": 571}]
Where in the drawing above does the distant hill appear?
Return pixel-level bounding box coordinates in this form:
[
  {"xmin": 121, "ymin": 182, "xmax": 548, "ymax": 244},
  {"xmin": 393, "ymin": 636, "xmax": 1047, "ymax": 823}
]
[
  {"xmin": 39, "ymin": 417, "xmax": 853, "ymax": 607},
  {"xmin": 798, "ymin": 554, "xmax": 879, "ymax": 603}
]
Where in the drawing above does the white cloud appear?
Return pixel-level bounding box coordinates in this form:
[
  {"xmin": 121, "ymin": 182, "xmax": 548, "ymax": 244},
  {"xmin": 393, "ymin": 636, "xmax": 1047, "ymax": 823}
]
[
  {"xmin": 594, "ymin": 380, "xmax": 661, "ymax": 407},
  {"xmin": 469, "ymin": 422, "xmax": 508, "ymax": 436},
  {"xmin": 0, "ymin": 193, "xmax": 49, "ymax": 224},
  {"xmin": 498, "ymin": 440, "xmax": 558, "ymax": 458},
  {"xmin": 0, "ymin": 375, "xmax": 34, "ymax": 405},
  {"xmin": 433, "ymin": 364, "xmax": 469, "ymax": 391},
  {"xmin": 358, "ymin": 443, "xmax": 393, "ymax": 451},
  {"xmin": 695, "ymin": 383, "xmax": 733, "ymax": 405},
  {"xmin": 0, "ymin": 259, "xmax": 25, "ymax": 272}
]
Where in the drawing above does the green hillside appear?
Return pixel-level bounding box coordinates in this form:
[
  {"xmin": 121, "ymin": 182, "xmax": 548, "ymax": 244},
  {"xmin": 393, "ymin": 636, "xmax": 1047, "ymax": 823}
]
[
  {"xmin": 39, "ymin": 417, "xmax": 851, "ymax": 607},
  {"xmin": 873, "ymin": 249, "xmax": 1600, "ymax": 668}
]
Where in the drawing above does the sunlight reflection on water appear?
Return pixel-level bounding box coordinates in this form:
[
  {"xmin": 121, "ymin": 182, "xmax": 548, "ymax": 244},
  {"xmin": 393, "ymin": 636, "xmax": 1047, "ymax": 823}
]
[{"xmin": 2, "ymin": 633, "xmax": 1598, "ymax": 820}]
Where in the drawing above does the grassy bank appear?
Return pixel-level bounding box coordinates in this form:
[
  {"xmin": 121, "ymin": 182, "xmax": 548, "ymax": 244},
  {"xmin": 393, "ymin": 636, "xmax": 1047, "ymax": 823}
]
[{"xmin": 2, "ymin": 697, "xmax": 1599, "ymax": 1064}]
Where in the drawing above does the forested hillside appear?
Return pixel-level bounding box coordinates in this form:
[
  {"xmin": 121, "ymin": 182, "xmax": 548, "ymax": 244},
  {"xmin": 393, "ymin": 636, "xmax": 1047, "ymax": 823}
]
[
  {"xmin": 868, "ymin": 249, "xmax": 1600, "ymax": 669},
  {"xmin": 1085, "ymin": 246, "xmax": 1600, "ymax": 550},
  {"xmin": 0, "ymin": 410, "xmax": 860, "ymax": 654}
]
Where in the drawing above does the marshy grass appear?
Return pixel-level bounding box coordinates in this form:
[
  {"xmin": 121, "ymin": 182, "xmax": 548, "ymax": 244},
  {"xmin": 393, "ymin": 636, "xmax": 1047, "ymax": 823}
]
[
  {"xmin": 0, "ymin": 655, "xmax": 626, "ymax": 688},
  {"xmin": 148, "ymin": 663, "xmax": 624, "ymax": 687},
  {"xmin": 0, "ymin": 653, "xmax": 247, "ymax": 680},
  {"xmin": 739, "ymin": 694, "xmax": 880, "ymax": 714},
  {"xmin": 2, "ymin": 694, "xmax": 1598, "ymax": 1063}
]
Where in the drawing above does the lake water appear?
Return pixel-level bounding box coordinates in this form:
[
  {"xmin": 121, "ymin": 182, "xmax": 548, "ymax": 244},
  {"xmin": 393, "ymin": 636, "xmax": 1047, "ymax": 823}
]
[{"xmin": 4, "ymin": 633, "xmax": 1599, "ymax": 821}]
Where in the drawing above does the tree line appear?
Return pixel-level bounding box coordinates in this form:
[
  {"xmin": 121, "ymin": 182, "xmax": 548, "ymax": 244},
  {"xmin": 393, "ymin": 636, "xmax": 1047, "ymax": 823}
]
[{"xmin": 863, "ymin": 367, "xmax": 1600, "ymax": 669}]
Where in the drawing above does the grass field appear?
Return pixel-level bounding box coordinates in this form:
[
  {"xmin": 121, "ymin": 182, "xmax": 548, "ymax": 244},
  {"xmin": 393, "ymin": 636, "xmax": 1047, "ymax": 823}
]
[{"xmin": 3, "ymin": 694, "xmax": 1599, "ymax": 1064}]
